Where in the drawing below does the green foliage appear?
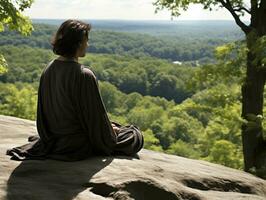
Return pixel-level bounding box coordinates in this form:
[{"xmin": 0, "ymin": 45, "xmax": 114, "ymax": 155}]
[
  {"xmin": 99, "ymin": 81, "xmax": 123, "ymax": 113},
  {"xmin": 215, "ymin": 43, "xmax": 236, "ymax": 60},
  {"xmin": 0, "ymin": 83, "xmax": 37, "ymax": 120},
  {"xmin": 0, "ymin": 45, "xmax": 194, "ymax": 102},
  {"xmin": 150, "ymin": 72, "xmax": 188, "ymax": 102},
  {"xmin": 201, "ymin": 103, "xmax": 242, "ymax": 155},
  {"xmin": 143, "ymin": 129, "xmax": 163, "ymax": 151},
  {"xmin": 207, "ymin": 140, "xmax": 243, "ymax": 169},
  {"xmin": 0, "ymin": 55, "xmax": 8, "ymax": 74},
  {"xmin": 0, "ymin": 0, "xmax": 33, "ymax": 35},
  {"xmin": 0, "ymin": 45, "xmax": 53, "ymax": 82},
  {"xmin": 1, "ymin": 36, "xmax": 264, "ymax": 171},
  {"xmin": 0, "ymin": 0, "xmax": 34, "ymax": 74},
  {"xmin": 153, "ymin": 0, "xmax": 266, "ymax": 175},
  {"xmin": 154, "ymin": 0, "xmax": 217, "ymax": 16},
  {"xmin": 164, "ymin": 111, "xmax": 204, "ymax": 144},
  {"xmin": 82, "ymin": 54, "xmax": 194, "ymax": 103},
  {"xmin": 187, "ymin": 42, "xmax": 246, "ymax": 93},
  {"xmin": 153, "ymin": 0, "xmax": 245, "ymax": 17},
  {"xmin": 127, "ymin": 102, "xmax": 165, "ymax": 131},
  {"xmin": 0, "ymin": 23, "xmax": 242, "ymax": 64},
  {"xmin": 166, "ymin": 139, "xmax": 200, "ymax": 159}
]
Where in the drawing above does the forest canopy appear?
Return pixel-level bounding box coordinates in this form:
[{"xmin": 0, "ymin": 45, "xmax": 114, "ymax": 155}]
[{"xmin": 1, "ymin": 26, "xmax": 264, "ymax": 170}]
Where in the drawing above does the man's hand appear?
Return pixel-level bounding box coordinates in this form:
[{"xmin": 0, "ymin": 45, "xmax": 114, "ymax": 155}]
[{"xmin": 112, "ymin": 123, "xmax": 120, "ymax": 136}]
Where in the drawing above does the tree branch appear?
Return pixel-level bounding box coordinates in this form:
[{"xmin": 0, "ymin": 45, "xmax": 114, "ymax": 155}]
[
  {"xmin": 233, "ymin": 6, "xmax": 251, "ymax": 15},
  {"xmin": 217, "ymin": 0, "xmax": 251, "ymax": 34}
]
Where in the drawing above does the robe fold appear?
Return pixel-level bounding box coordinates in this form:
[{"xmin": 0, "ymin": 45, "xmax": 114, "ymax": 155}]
[{"xmin": 6, "ymin": 59, "xmax": 144, "ymax": 161}]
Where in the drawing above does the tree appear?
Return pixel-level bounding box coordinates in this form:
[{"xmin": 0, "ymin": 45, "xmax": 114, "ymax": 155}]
[
  {"xmin": 208, "ymin": 140, "xmax": 242, "ymax": 169},
  {"xmin": 99, "ymin": 81, "xmax": 122, "ymax": 113},
  {"xmin": 0, "ymin": 0, "xmax": 34, "ymax": 74},
  {"xmin": 154, "ymin": 0, "xmax": 266, "ymax": 174},
  {"xmin": 0, "ymin": 83, "xmax": 37, "ymax": 120}
]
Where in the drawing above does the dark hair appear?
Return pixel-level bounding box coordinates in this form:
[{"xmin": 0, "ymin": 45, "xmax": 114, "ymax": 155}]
[{"xmin": 51, "ymin": 19, "xmax": 91, "ymax": 58}]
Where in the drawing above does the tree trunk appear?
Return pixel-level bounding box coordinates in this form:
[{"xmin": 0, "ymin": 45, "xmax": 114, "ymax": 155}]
[{"xmin": 241, "ymin": 29, "xmax": 266, "ymax": 173}]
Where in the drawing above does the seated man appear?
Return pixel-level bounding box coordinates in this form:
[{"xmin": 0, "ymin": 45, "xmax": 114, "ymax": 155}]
[{"xmin": 6, "ymin": 19, "xmax": 143, "ymax": 161}]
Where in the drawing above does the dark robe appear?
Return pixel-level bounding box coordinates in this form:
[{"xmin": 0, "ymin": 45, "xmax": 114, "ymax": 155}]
[{"xmin": 6, "ymin": 60, "xmax": 144, "ymax": 161}]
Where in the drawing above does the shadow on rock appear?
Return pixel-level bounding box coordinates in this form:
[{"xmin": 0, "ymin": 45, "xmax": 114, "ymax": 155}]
[{"xmin": 6, "ymin": 156, "xmax": 114, "ymax": 200}]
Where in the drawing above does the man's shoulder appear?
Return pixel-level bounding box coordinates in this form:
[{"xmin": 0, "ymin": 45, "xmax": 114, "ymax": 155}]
[{"xmin": 81, "ymin": 66, "xmax": 96, "ymax": 80}]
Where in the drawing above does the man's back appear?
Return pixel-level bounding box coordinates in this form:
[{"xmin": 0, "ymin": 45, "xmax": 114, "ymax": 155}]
[{"xmin": 39, "ymin": 59, "xmax": 83, "ymax": 137}]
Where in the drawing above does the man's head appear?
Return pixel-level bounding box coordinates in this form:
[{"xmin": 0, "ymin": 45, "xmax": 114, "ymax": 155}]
[{"xmin": 51, "ymin": 19, "xmax": 91, "ymax": 58}]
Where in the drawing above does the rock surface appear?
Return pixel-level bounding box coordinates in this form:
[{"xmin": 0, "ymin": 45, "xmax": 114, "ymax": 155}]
[{"xmin": 1, "ymin": 115, "xmax": 266, "ymax": 200}]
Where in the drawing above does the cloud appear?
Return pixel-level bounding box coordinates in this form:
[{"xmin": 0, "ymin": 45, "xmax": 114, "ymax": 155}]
[{"xmin": 23, "ymin": 0, "xmax": 249, "ymax": 21}]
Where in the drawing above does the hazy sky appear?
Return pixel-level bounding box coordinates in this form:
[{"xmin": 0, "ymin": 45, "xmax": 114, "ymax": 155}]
[{"xmin": 24, "ymin": 0, "xmax": 250, "ymax": 21}]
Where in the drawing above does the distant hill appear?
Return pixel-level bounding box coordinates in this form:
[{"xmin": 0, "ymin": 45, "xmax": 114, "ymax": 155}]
[{"xmin": 32, "ymin": 19, "xmax": 244, "ymax": 39}]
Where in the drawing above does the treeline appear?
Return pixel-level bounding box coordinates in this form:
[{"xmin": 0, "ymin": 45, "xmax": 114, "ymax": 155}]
[
  {"xmin": 0, "ymin": 45, "xmax": 193, "ymax": 103},
  {"xmin": 0, "ymin": 24, "xmax": 236, "ymax": 63},
  {"xmin": 32, "ymin": 19, "xmax": 244, "ymax": 40}
]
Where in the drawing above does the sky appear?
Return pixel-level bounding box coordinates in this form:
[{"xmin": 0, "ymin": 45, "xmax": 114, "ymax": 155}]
[{"xmin": 23, "ymin": 0, "xmax": 250, "ymax": 21}]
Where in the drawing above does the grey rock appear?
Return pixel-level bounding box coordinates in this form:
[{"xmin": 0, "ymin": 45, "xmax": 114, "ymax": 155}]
[{"xmin": 1, "ymin": 115, "xmax": 266, "ymax": 200}]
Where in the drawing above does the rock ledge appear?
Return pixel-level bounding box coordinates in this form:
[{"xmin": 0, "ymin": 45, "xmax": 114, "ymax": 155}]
[{"xmin": 1, "ymin": 115, "xmax": 266, "ymax": 200}]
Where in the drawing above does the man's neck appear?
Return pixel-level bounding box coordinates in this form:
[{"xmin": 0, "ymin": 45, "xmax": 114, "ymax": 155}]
[{"xmin": 58, "ymin": 56, "xmax": 78, "ymax": 62}]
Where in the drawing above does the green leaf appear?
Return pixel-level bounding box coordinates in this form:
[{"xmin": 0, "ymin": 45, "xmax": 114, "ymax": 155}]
[{"xmin": 0, "ymin": 54, "xmax": 8, "ymax": 74}]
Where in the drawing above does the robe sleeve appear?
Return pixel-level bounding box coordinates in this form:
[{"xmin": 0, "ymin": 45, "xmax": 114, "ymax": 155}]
[{"xmin": 77, "ymin": 66, "xmax": 117, "ymax": 155}]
